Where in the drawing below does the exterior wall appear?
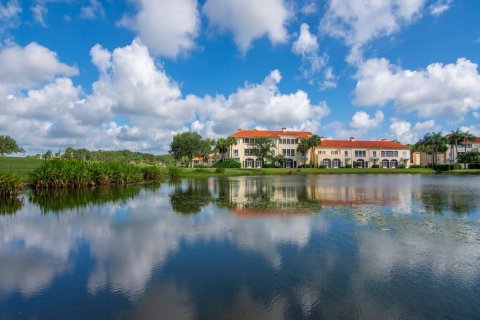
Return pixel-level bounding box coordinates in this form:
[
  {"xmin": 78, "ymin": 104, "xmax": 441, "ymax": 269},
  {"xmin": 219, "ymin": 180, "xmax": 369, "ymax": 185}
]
[
  {"xmin": 445, "ymin": 141, "xmax": 479, "ymax": 163},
  {"xmin": 229, "ymin": 136, "xmax": 311, "ymax": 168},
  {"xmin": 314, "ymin": 147, "xmax": 410, "ymax": 168},
  {"xmin": 418, "ymin": 152, "xmax": 447, "ymax": 166}
]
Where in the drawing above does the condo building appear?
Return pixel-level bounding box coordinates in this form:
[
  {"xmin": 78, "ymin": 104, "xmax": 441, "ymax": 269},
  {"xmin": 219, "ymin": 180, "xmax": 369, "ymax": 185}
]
[
  {"xmin": 314, "ymin": 137, "xmax": 411, "ymax": 168},
  {"xmin": 227, "ymin": 129, "xmax": 411, "ymax": 169},
  {"xmin": 228, "ymin": 128, "xmax": 312, "ymax": 168},
  {"xmin": 447, "ymin": 137, "xmax": 480, "ymax": 163}
]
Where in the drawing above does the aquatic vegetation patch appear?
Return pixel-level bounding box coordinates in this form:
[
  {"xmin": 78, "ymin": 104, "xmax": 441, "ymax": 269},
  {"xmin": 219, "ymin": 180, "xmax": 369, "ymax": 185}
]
[
  {"xmin": 0, "ymin": 173, "xmax": 24, "ymax": 198},
  {"xmin": 30, "ymin": 159, "xmax": 164, "ymax": 189}
]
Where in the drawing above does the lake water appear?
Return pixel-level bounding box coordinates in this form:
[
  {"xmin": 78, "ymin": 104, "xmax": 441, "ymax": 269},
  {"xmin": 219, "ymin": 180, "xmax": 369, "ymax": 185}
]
[{"xmin": 1, "ymin": 175, "xmax": 480, "ymax": 319}]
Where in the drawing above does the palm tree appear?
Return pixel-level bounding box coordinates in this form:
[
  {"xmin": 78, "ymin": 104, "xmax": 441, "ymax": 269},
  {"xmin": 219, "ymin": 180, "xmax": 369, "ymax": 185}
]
[
  {"xmin": 447, "ymin": 129, "xmax": 464, "ymax": 164},
  {"xmin": 307, "ymin": 135, "xmax": 321, "ymax": 167},
  {"xmin": 225, "ymin": 136, "xmax": 237, "ymax": 159},
  {"xmin": 460, "ymin": 131, "xmax": 477, "ymax": 168},
  {"xmin": 422, "ymin": 132, "xmax": 448, "ymax": 165},
  {"xmin": 215, "ymin": 138, "xmax": 228, "ymax": 160},
  {"xmin": 297, "ymin": 139, "xmax": 310, "ymax": 167}
]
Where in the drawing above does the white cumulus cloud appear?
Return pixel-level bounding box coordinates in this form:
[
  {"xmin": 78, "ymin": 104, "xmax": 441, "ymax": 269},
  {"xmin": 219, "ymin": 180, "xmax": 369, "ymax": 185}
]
[
  {"xmin": 0, "ymin": 42, "xmax": 78, "ymax": 88},
  {"xmin": 320, "ymin": 0, "xmax": 425, "ymax": 63},
  {"xmin": 120, "ymin": 0, "xmax": 200, "ymax": 59},
  {"xmin": 203, "ymin": 0, "xmax": 290, "ymax": 52},
  {"xmin": 354, "ymin": 57, "xmax": 480, "ymax": 118},
  {"xmin": 389, "ymin": 118, "xmax": 436, "ymax": 144},
  {"xmin": 349, "ymin": 110, "xmax": 384, "ymax": 130}
]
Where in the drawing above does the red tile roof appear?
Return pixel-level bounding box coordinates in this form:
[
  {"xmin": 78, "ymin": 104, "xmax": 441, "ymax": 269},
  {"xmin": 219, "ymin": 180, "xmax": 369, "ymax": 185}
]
[
  {"xmin": 318, "ymin": 139, "xmax": 410, "ymax": 149},
  {"xmin": 229, "ymin": 129, "xmax": 312, "ymax": 139}
]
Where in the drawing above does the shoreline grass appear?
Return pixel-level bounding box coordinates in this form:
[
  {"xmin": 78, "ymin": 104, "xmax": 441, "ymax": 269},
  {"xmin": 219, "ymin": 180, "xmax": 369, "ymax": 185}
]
[
  {"xmin": 0, "ymin": 173, "xmax": 25, "ymax": 198},
  {"xmin": 30, "ymin": 159, "xmax": 163, "ymax": 189}
]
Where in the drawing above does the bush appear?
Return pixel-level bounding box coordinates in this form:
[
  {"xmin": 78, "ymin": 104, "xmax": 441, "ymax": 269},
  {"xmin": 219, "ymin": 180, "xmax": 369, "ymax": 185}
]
[
  {"xmin": 468, "ymin": 163, "xmax": 480, "ymax": 169},
  {"xmin": 215, "ymin": 167, "xmax": 226, "ymax": 174},
  {"xmin": 0, "ymin": 173, "xmax": 24, "ymax": 198},
  {"xmin": 141, "ymin": 166, "xmax": 164, "ymax": 182},
  {"xmin": 371, "ymin": 164, "xmax": 380, "ymax": 168},
  {"xmin": 344, "ymin": 164, "xmax": 352, "ymax": 168},
  {"xmin": 409, "ymin": 165, "xmax": 425, "ymax": 168},
  {"xmin": 317, "ymin": 165, "xmax": 327, "ymax": 169},
  {"xmin": 214, "ymin": 159, "xmax": 241, "ymax": 168},
  {"xmin": 262, "ymin": 163, "xmax": 277, "ymax": 168},
  {"xmin": 167, "ymin": 166, "xmax": 181, "ymax": 179},
  {"xmin": 432, "ymin": 164, "xmax": 461, "ymax": 172},
  {"xmin": 397, "ymin": 163, "xmax": 406, "ymax": 169},
  {"xmin": 298, "ymin": 164, "xmax": 313, "ymax": 168}
]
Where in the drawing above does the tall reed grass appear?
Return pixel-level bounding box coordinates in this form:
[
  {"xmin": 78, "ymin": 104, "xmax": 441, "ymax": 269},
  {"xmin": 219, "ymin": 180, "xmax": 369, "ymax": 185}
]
[
  {"xmin": 30, "ymin": 159, "xmax": 164, "ymax": 189},
  {"xmin": 0, "ymin": 173, "xmax": 24, "ymax": 198}
]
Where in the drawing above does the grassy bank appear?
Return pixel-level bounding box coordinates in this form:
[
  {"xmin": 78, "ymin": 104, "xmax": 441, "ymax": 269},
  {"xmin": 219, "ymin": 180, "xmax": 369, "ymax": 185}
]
[
  {"xmin": 0, "ymin": 157, "xmax": 43, "ymax": 179},
  {"xmin": 180, "ymin": 167, "xmax": 437, "ymax": 176}
]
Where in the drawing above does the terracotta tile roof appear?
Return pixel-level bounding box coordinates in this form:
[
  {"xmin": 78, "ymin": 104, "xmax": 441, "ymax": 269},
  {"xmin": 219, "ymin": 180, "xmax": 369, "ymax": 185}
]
[
  {"xmin": 229, "ymin": 129, "xmax": 312, "ymax": 139},
  {"xmin": 317, "ymin": 139, "xmax": 410, "ymax": 149}
]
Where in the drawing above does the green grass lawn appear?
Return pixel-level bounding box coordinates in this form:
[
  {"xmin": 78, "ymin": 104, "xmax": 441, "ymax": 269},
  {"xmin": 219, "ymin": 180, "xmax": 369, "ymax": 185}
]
[{"xmin": 0, "ymin": 157, "xmax": 43, "ymax": 180}]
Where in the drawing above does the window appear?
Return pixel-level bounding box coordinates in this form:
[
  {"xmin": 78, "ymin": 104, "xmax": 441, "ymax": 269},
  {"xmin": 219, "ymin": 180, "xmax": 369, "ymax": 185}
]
[
  {"xmin": 381, "ymin": 151, "xmax": 398, "ymax": 157},
  {"xmin": 318, "ymin": 150, "xmax": 326, "ymax": 155},
  {"xmin": 233, "ymin": 149, "xmax": 239, "ymax": 157},
  {"xmin": 283, "ymin": 149, "xmax": 295, "ymax": 156},
  {"xmin": 245, "ymin": 149, "xmax": 254, "ymax": 156},
  {"xmin": 295, "ymin": 139, "xmax": 299, "ymax": 144},
  {"xmin": 331, "ymin": 150, "xmax": 339, "ymax": 155},
  {"xmin": 402, "ymin": 151, "xmax": 407, "ymax": 158},
  {"xmin": 372, "ymin": 151, "xmax": 377, "ymax": 157},
  {"xmin": 344, "ymin": 151, "xmax": 349, "ymax": 157},
  {"xmin": 354, "ymin": 150, "xmax": 366, "ymax": 157}
]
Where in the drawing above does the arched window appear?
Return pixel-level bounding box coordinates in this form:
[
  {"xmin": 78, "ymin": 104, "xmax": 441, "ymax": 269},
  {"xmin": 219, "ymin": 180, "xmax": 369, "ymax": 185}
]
[
  {"xmin": 322, "ymin": 159, "xmax": 331, "ymax": 168},
  {"xmin": 381, "ymin": 159, "xmax": 389, "ymax": 168},
  {"xmin": 356, "ymin": 159, "xmax": 365, "ymax": 168},
  {"xmin": 332, "ymin": 159, "xmax": 341, "ymax": 168},
  {"xmin": 390, "ymin": 159, "xmax": 398, "ymax": 168}
]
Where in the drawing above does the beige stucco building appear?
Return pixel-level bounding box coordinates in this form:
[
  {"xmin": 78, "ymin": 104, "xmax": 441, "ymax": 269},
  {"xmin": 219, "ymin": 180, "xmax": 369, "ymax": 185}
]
[
  {"xmin": 314, "ymin": 137, "xmax": 411, "ymax": 168},
  {"xmin": 228, "ymin": 128, "xmax": 313, "ymax": 168}
]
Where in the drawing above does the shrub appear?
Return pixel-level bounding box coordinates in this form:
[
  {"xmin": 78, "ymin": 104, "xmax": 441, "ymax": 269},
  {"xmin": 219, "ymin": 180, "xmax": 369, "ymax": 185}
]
[
  {"xmin": 432, "ymin": 164, "xmax": 461, "ymax": 172},
  {"xmin": 262, "ymin": 163, "xmax": 277, "ymax": 168},
  {"xmin": 141, "ymin": 166, "xmax": 164, "ymax": 182},
  {"xmin": 214, "ymin": 159, "xmax": 241, "ymax": 168},
  {"xmin": 317, "ymin": 165, "xmax": 327, "ymax": 169},
  {"xmin": 298, "ymin": 164, "xmax": 313, "ymax": 168},
  {"xmin": 344, "ymin": 164, "xmax": 352, "ymax": 168},
  {"xmin": 397, "ymin": 163, "xmax": 406, "ymax": 169},
  {"xmin": 167, "ymin": 166, "xmax": 182, "ymax": 179},
  {"xmin": 468, "ymin": 163, "xmax": 480, "ymax": 169},
  {"xmin": 215, "ymin": 167, "xmax": 226, "ymax": 174},
  {"xmin": 371, "ymin": 164, "xmax": 380, "ymax": 168},
  {"xmin": 409, "ymin": 165, "xmax": 425, "ymax": 169},
  {"xmin": 0, "ymin": 173, "xmax": 24, "ymax": 198}
]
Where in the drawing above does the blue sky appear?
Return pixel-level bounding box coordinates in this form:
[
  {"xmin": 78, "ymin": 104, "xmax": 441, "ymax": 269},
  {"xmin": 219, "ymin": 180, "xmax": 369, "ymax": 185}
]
[{"xmin": 1, "ymin": 0, "xmax": 479, "ymax": 154}]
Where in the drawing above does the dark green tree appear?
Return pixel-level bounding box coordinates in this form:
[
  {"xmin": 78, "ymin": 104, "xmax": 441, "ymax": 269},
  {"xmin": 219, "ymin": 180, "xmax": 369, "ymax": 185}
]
[
  {"xmin": 0, "ymin": 136, "xmax": 24, "ymax": 156},
  {"xmin": 250, "ymin": 137, "xmax": 275, "ymax": 167},
  {"xmin": 297, "ymin": 139, "xmax": 310, "ymax": 166},
  {"xmin": 169, "ymin": 132, "xmax": 213, "ymax": 167}
]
